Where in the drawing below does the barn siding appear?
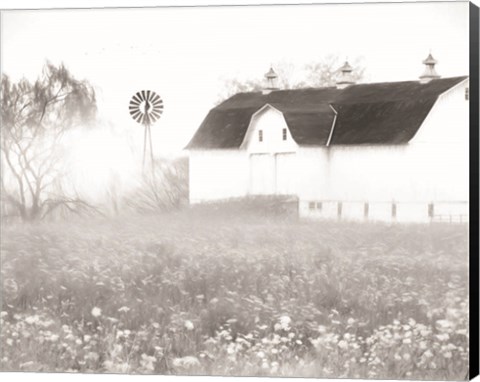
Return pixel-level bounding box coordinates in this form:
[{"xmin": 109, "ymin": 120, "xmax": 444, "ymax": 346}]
[
  {"xmin": 189, "ymin": 149, "xmax": 249, "ymax": 203},
  {"xmin": 297, "ymin": 80, "xmax": 469, "ymax": 221}
]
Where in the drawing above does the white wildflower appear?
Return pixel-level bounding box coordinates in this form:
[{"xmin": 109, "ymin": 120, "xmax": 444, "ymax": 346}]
[
  {"xmin": 318, "ymin": 325, "xmax": 327, "ymax": 334},
  {"xmin": 279, "ymin": 315, "xmax": 291, "ymax": 330},
  {"xmin": 91, "ymin": 307, "xmax": 102, "ymax": 318},
  {"xmin": 25, "ymin": 315, "xmax": 40, "ymax": 325},
  {"xmin": 184, "ymin": 320, "xmax": 194, "ymax": 331}
]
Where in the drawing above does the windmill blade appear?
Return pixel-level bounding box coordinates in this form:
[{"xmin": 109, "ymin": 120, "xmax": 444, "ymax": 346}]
[
  {"xmin": 133, "ymin": 113, "xmax": 143, "ymax": 123},
  {"xmin": 130, "ymin": 100, "xmax": 141, "ymax": 109},
  {"xmin": 131, "ymin": 110, "xmax": 142, "ymax": 120},
  {"xmin": 129, "ymin": 105, "xmax": 141, "ymax": 112},
  {"xmin": 151, "ymin": 94, "xmax": 161, "ymax": 104},
  {"xmin": 151, "ymin": 110, "xmax": 162, "ymax": 119},
  {"xmin": 153, "ymin": 103, "xmax": 164, "ymax": 111},
  {"xmin": 130, "ymin": 95, "xmax": 142, "ymax": 104},
  {"xmin": 150, "ymin": 113, "xmax": 160, "ymax": 122},
  {"xmin": 146, "ymin": 90, "xmax": 151, "ymax": 102},
  {"xmin": 133, "ymin": 114, "xmax": 142, "ymax": 124},
  {"xmin": 129, "ymin": 106, "xmax": 141, "ymax": 115},
  {"xmin": 141, "ymin": 90, "xmax": 147, "ymax": 102},
  {"xmin": 151, "ymin": 108, "xmax": 162, "ymax": 117},
  {"xmin": 136, "ymin": 91, "xmax": 145, "ymax": 102},
  {"xmin": 153, "ymin": 106, "xmax": 164, "ymax": 115},
  {"xmin": 131, "ymin": 94, "xmax": 142, "ymax": 105},
  {"xmin": 152, "ymin": 108, "xmax": 163, "ymax": 116}
]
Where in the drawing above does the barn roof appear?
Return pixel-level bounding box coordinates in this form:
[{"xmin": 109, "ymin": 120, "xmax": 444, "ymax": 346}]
[{"xmin": 186, "ymin": 76, "xmax": 468, "ymax": 149}]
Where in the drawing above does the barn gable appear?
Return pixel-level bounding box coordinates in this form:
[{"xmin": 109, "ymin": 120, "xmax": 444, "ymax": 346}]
[
  {"xmin": 186, "ymin": 76, "xmax": 468, "ymax": 149},
  {"xmin": 240, "ymin": 104, "xmax": 299, "ymax": 153}
]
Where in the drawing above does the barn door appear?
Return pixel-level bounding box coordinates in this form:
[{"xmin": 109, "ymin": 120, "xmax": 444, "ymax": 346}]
[
  {"xmin": 249, "ymin": 154, "xmax": 275, "ymax": 195},
  {"xmin": 275, "ymin": 153, "xmax": 297, "ymax": 195}
]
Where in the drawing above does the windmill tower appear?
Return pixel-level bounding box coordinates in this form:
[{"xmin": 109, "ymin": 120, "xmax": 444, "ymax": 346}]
[{"xmin": 129, "ymin": 90, "xmax": 164, "ymax": 172}]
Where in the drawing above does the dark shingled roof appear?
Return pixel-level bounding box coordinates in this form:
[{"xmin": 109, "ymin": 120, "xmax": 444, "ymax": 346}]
[{"xmin": 186, "ymin": 76, "xmax": 467, "ymax": 149}]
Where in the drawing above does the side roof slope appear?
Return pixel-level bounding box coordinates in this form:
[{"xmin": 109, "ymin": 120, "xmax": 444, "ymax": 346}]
[{"xmin": 186, "ymin": 76, "xmax": 467, "ymax": 149}]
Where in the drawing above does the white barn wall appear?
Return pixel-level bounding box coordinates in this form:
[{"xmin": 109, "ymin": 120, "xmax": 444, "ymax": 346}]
[
  {"xmin": 298, "ymin": 80, "xmax": 469, "ymax": 222},
  {"xmin": 189, "ymin": 149, "xmax": 248, "ymax": 203},
  {"xmin": 408, "ymin": 79, "xmax": 469, "ymax": 203}
]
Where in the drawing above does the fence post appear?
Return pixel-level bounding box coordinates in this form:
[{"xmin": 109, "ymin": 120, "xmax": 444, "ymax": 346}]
[
  {"xmin": 428, "ymin": 203, "xmax": 434, "ymax": 221},
  {"xmin": 364, "ymin": 202, "xmax": 369, "ymax": 219},
  {"xmin": 391, "ymin": 202, "xmax": 397, "ymax": 220}
]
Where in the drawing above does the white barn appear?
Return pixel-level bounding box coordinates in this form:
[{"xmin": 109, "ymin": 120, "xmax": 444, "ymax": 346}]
[{"xmin": 186, "ymin": 55, "xmax": 470, "ymax": 223}]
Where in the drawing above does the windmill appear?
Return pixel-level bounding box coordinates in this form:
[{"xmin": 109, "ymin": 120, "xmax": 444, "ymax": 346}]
[{"xmin": 129, "ymin": 90, "xmax": 164, "ymax": 171}]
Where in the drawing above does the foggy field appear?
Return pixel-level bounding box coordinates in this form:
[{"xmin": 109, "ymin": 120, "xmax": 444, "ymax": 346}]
[{"xmin": 0, "ymin": 206, "xmax": 469, "ymax": 379}]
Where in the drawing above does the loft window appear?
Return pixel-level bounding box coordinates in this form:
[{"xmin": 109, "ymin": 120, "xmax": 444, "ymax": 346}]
[
  {"xmin": 282, "ymin": 128, "xmax": 287, "ymax": 141},
  {"xmin": 258, "ymin": 130, "xmax": 263, "ymax": 142},
  {"xmin": 465, "ymin": 87, "xmax": 469, "ymax": 100},
  {"xmin": 309, "ymin": 202, "xmax": 315, "ymax": 210},
  {"xmin": 316, "ymin": 202, "xmax": 323, "ymax": 211}
]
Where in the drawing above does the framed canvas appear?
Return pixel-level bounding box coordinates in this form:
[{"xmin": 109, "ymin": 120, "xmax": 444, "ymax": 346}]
[{"xmin": 0, "ymin": 1, "xmax": 479, "ymax": 382}]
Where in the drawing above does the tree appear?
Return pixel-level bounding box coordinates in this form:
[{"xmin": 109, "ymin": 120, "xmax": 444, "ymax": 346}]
[
  {"xmin": 218, "ymin": 55, "xmax": 365, "ymax": 102},
  {"xmin": 303, "ymin": 55, "xmax": 365, "ymax": 88},
  {"xmin": 1, "ymin": 62, "xmax": 97, "ymax": 221},
  {"xmin": 124, "ymin": 157, "xmax": 189, "ymax": 214}
]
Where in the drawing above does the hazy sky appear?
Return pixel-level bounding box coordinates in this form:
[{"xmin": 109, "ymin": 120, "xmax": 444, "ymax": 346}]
[
  {"xmin": 0, "ymin": 1, "xmax": 470, "ymax": 197},
  {"xmin": 1, "ymin": 2, "xmax": 469, "ymax": 149}
]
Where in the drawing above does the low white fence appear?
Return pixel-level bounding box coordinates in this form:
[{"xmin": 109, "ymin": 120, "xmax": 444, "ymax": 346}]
[{"xmin": 299, "ymin": 200, "xmax": 468, "ymax": 223}]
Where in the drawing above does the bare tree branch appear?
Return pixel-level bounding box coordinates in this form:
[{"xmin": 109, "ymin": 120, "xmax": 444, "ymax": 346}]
[{"xmin": 1, "ymin": 62, "xmax": 97, "ymax": 221}]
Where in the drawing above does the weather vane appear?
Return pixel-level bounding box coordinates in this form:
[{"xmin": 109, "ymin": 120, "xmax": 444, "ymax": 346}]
[{"xmin": 129, "ymin": 90, "xmax": 164, "ymax": 171}]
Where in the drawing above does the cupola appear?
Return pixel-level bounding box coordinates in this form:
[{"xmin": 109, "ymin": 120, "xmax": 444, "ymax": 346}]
[
  {"xmin": 262, "ymin": 67, "xmax": 279, "ymax": 94},
  {"xmin": 336, "ymin": 60, "xmax": 355, "ymax": 89},
  {"xmin": 419, "ymin": 52, "xmax": 441, "ymax": 84}
]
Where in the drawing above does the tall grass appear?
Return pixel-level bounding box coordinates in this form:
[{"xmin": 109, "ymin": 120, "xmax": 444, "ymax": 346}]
[{"xmin": 0, "ymin": 204, "xmax": 469, "ymax": 379}]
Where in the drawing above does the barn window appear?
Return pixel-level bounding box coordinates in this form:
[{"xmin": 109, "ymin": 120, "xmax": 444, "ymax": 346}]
[
  {"xmin": 308, "ymin": 201, "xmax": 315, "ymax": 210},
  {"xmin": 364, "ymin": 202, "xmax": 369, "ymax": 218},
  {"xmin": 258, "ymin": 130, "xmax": 263, "ymax": 142},
  {"xmin": 465, "ymin": 87, "xmax": 469, "ymax": 100},
  {"xmin": 282, "ymin": 128, "xmax": 287, "ymax": 141},
  {"xmin": 316, "ymin": 202, "xmax": 323, "ymax": 211},
  {"xmin": 337, "ymin": 202, "xmax": 343, "ymax": 218},
  {"xmin": 391, "ymin": 202, "xmax": 397, "ymax": 219}
]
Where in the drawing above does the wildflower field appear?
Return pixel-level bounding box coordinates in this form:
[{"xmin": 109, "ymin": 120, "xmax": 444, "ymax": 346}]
[{"xmin": 0, "ymin": 204, "xmax": 469, "ymax": 379}]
